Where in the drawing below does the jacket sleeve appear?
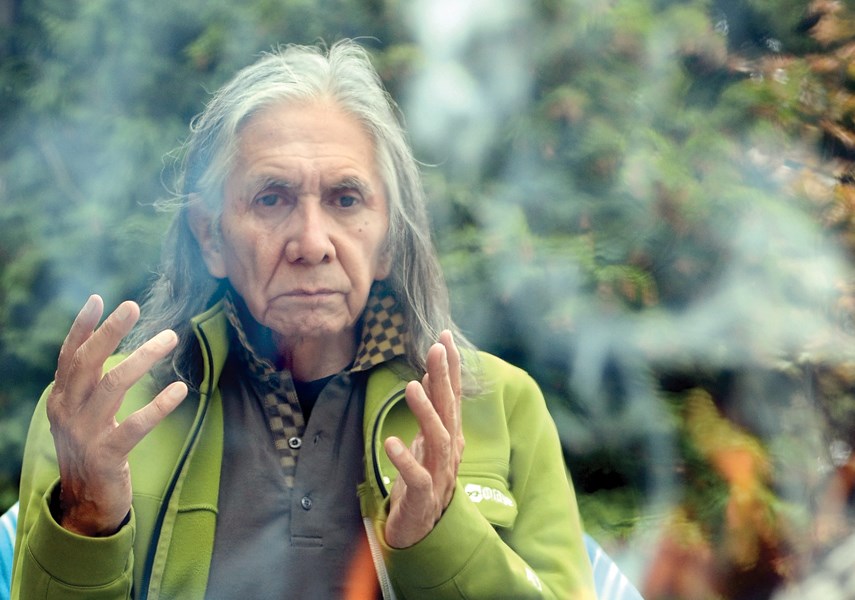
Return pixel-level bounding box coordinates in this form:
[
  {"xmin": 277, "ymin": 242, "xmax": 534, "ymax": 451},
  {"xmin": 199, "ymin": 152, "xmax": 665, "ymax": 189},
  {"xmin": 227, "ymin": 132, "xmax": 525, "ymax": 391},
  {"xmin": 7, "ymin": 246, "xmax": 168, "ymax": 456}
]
[
  {"xmin": 11, "ymin": 388, "xmax": 135, "ymax": 600},
  {"xmin": 378, "ymin": 361, "xmax": 597, "ymax": 599}
]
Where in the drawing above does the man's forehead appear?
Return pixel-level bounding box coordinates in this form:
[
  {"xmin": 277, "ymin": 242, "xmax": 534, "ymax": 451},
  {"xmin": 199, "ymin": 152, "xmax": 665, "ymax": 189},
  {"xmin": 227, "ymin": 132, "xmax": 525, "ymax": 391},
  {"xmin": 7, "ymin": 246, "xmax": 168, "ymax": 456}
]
[
  {"xmin": 237, "ymin": 99, "xmax": 372, "ymax": 144},
  {"xmin": 230, "ymin": 102, "xmax": 379, "ymax": 169}
]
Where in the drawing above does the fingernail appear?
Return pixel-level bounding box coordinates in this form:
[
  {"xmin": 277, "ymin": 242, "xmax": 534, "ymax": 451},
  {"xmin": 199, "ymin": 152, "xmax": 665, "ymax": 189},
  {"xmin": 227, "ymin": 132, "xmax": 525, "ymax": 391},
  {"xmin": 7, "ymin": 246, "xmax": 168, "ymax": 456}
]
[
  {"xmin": 410, "ymin": 381, "xmax": 427, "ymax": 400},
  {"xmin": 78, "ymin": 295, "xmax": 98, "ymax": 319},
  {"xmin": 115, "ymin": 303, "xmax": 132, "ymax": 322},
  {"xmin": 166, "ymin": 382, "xmax": 187, "ymax": 400},
  {"xmin": 154, "ymin": 330, "xmax": 177, "ymax": 347},
  {"xmin": 387, "ymin": 439, "xmax": 404, "ymax": 457}
]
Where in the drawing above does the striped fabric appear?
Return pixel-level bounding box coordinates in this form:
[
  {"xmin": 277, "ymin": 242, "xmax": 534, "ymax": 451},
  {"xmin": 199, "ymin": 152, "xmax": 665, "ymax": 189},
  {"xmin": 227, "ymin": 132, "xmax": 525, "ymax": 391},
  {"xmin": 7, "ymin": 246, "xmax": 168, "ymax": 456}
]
[
  {"xmin": 584, "ymin": 534, "xmax": 645, "ymax": 600},
  {"xmin": 0, "ymin": 502, "xmax": 17, "ymax": 600}
]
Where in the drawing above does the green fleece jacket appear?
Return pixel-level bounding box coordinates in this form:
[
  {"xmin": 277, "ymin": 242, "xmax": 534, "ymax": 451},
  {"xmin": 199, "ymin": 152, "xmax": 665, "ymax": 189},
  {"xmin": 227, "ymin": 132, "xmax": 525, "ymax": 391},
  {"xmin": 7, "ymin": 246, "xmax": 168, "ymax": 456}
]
[{"xmin": 12, "ymin": 302, "xmax": 595, "ymax": 599}]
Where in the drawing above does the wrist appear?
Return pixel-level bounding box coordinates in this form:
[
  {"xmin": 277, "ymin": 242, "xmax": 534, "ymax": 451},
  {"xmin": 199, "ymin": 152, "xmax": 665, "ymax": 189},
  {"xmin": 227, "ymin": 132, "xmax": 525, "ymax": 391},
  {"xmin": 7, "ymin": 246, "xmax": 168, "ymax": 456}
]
[{"xmin": 52, "ymin": 484, "xmax": 128, "ymax": 537}]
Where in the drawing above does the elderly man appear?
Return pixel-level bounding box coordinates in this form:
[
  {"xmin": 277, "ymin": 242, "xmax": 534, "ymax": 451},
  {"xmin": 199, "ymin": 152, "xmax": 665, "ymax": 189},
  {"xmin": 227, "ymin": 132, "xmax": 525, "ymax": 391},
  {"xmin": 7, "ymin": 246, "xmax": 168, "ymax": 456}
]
[{"xmin": 12, "ymin": 41, "xmax": 595, "ymax": 599}]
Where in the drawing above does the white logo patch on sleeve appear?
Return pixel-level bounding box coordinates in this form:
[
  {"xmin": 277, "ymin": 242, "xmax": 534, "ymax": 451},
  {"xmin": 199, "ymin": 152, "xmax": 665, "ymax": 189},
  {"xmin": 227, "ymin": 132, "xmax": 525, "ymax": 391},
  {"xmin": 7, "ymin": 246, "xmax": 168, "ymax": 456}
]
[{"xmin": 464, "ymin": 483, "xmax": 515, "ymax": 507}]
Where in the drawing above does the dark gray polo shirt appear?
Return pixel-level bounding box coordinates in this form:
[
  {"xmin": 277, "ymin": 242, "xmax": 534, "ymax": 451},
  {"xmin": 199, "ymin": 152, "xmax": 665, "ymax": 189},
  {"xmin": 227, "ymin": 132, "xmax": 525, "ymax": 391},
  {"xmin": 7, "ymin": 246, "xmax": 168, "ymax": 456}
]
[{"xmin": 205, "ymin": 353, "xmax": 374, "ymax": 599}]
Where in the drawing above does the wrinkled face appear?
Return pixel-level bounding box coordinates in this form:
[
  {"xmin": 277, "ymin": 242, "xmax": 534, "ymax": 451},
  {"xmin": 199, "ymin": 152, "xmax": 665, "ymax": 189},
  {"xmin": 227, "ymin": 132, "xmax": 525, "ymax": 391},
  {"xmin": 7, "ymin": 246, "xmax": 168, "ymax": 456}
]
[{"xmin": 193, "ymin": 101, "xmax": 391, "ymax": 350}]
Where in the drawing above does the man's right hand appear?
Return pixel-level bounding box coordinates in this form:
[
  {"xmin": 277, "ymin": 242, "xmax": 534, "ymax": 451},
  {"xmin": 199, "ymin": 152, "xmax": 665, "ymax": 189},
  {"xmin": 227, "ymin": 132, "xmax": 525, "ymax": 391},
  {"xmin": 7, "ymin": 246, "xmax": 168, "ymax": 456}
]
[{"xmin": 46, "ymin": 294, "xmax": 188, "ymax": 537}]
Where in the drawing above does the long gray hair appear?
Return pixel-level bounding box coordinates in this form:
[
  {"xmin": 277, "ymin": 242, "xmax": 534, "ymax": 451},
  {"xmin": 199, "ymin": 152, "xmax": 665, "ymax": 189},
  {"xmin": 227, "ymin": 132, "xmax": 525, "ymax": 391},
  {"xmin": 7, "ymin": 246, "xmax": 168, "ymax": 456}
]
[{"xmin": 124, "ymin": 40, "xmax": 475, "ymax": 388}]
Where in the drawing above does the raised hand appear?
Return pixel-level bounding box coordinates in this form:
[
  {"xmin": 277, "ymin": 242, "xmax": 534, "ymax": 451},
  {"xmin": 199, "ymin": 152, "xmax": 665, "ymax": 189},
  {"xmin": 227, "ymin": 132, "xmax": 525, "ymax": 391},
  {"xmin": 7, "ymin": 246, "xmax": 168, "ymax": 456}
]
[
  {"xmin": 384, "ymin": 330, "xmax": 464, "ymax": 548},
  {"xmin": 47, "ymin": 295, "xmax": 188, "ymax": 536}
]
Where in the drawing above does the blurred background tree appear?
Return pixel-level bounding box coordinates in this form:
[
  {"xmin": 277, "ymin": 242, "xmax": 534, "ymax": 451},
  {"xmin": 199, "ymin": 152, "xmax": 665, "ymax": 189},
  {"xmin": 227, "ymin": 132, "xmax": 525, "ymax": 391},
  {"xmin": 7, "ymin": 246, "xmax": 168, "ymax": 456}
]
[{"xmin": 2, "ymin": 1, "xmax": 855, "ymax": 598}]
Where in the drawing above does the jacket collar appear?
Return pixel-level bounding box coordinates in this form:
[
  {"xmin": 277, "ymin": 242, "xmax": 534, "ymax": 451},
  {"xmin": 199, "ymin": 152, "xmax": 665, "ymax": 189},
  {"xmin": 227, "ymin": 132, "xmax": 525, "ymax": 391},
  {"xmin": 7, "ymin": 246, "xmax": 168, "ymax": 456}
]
[{"xmin": 189, "ymin": 300, "xmax": 231, "ymax": 399}]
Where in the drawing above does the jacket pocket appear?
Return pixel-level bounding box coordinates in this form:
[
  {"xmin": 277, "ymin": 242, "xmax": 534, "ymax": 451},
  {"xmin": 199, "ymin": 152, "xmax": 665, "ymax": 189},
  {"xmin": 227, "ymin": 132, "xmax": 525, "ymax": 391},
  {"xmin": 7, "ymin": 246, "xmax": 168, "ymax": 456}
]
[{"xmin": 457, "ymin": 469, "xmax": 518, "ymax": 528}]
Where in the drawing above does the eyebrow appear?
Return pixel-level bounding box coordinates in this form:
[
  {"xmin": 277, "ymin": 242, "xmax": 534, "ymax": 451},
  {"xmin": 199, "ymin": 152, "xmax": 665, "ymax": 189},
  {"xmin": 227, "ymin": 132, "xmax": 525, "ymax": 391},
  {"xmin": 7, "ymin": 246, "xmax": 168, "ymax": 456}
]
[
  {"xmin": 242, "ymin": 174, "xmax": 374, "ymax": 201},
  {"xmin": 246, "ymin": 176, "xmax": 296, "ymax": 197},
  {"xmin": 329, "ymin": 176, "xmax": 373, "ymax": 198}
]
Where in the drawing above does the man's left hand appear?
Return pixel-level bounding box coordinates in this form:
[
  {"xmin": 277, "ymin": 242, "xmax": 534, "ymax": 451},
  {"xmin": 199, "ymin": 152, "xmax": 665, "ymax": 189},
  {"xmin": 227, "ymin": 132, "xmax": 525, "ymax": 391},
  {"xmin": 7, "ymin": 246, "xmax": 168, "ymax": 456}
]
[{"xmin": 384, "ymin": 330, "xmax": 464, "ymax": 548}]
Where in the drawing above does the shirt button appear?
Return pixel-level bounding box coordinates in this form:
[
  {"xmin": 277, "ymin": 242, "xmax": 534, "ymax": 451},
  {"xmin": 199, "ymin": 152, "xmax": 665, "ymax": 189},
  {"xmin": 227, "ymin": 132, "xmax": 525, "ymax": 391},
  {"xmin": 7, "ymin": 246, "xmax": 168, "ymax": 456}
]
[
  {"xmin": 300, "ymin": 496, "xmax": 313, "ymax": 510},
  {"xmin": 288, "ymin": 437, "xmax": 302, "ymax": 449}
]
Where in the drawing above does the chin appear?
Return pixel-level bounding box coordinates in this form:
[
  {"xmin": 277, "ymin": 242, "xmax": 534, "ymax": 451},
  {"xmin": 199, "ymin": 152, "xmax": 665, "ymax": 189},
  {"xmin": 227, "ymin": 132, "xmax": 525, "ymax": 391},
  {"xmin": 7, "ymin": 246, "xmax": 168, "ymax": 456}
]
[{"xmin": 269, "ymin": 318, "xmax": 352, "ymax": 343}]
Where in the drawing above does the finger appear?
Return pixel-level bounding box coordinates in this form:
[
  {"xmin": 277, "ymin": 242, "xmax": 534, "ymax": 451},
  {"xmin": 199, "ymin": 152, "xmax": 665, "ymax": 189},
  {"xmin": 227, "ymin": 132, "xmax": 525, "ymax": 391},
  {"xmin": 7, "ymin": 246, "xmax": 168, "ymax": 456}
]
[
  {"xmin": 421, "ymin": 372, "xmax": 431, "ymax": 400},
  {"xmin": 425, "ymin": 336, "xmax": 465, "ymax": 476},
  {"xmin": 112, "ymin": 381, "xmax": 188, "ymax": 455},
  {"xmin": 438, "ymin": 330, "xmax": 464, "ymax": 446},
  {"xmin": 55, "ymin": 295, "xmax": 104, "ymax": 388},
  {"xmin": 405, "ymin": 380, "xmax": 447, "ymax": 442},
  {"xmin": 385, "ymin": 436, "xmax": 431, "ymax": 493},
  {"xmin": 426, "ymin": 343, "xmax": 456, "ymax": 435},
  {"xmin": 93, "ymin": 330, "xmax": 180, "ymax": 420},
  {"xmin": 81, "ymin": 301, "xmax": 141, "ymax": 369},
  {"xmin": 409, "ymin": 432, "xmax": 425, "ymax": 464},
  {"xmin": 62, "ymin": 301, "xmax": 141, "ymax": 402},
  {"xmin": 404, "ymin": 380, "xmax": 452, "ymax": 471},
  {"xmin": 439, "ymin": 330, "xmax": 462, "ymax": 402}
]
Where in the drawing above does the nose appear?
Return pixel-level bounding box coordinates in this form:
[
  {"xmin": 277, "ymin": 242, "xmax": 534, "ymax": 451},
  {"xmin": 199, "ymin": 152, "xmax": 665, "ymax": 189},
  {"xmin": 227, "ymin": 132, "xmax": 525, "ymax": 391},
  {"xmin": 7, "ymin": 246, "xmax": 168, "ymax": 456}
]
[{"xmin": 283, "ymin": 201, "xmax": 335, "ymax": 265}]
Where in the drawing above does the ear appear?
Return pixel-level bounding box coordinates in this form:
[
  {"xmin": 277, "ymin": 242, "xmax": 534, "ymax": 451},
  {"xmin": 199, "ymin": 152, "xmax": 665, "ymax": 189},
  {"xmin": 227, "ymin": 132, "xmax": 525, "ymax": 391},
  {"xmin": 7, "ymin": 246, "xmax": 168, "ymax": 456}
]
[
  {"xmin": 187, "ymin": 197, "xmax": 228, "ymax": 279},
  {"xmin": 375, "ymin": 242, "xmax": 393, "ymax": 281}
]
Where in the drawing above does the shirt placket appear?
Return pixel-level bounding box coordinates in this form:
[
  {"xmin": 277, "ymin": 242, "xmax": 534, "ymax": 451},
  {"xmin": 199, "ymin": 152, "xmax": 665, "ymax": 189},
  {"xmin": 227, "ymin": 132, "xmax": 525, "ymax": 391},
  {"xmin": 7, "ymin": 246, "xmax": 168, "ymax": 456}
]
[{"xmin": 255, "ymin": 370, "xmax": 306, "ymax": 489}]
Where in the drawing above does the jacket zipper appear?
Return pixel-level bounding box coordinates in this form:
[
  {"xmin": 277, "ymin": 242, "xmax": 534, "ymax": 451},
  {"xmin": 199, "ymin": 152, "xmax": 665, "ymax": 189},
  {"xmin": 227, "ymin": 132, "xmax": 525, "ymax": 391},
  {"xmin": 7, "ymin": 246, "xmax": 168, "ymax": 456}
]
[
  {"xmin": 138, "ymin": 328, "xmax": 216, "ymax": 600},
  {"xmin": 365, "ymin": 388, "xmax": 406, "ymax": 600},
  {"xmin": 363, "ymin": 517, "xmax": 398, "ymax": 600}
]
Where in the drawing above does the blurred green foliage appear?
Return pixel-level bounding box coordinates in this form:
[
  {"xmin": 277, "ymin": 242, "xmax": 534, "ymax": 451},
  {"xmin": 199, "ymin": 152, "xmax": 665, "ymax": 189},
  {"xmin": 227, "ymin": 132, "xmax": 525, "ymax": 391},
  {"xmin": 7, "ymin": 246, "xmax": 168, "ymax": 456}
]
[{"xmin": 3, "ymin": 0, "xmax": 855, "ymax": 597}]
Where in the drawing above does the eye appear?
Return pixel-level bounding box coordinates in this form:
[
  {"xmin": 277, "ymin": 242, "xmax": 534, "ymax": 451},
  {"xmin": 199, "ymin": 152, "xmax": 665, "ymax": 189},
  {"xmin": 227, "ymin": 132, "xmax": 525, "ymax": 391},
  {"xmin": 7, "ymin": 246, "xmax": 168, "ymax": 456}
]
[
  {"xmin": 337, "ymin": 194, "xmax": 358, "ymax": 208},
  {"xmin": 255, "ymin": 193, "xmax": 280, "ymax": 207}
]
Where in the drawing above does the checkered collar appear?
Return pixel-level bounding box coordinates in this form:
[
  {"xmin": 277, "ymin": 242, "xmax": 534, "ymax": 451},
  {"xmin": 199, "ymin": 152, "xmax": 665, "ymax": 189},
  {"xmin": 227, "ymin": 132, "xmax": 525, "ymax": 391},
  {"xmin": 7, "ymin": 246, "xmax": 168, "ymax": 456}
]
[{"xmin": 223, "ymin": 280, "xmax": 408, "ymax": 380}]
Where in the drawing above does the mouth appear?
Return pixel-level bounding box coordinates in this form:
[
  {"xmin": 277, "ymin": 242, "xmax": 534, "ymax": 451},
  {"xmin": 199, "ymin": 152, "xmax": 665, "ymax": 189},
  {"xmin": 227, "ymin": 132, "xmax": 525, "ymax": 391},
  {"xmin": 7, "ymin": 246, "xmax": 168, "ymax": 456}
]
[
  {"xmin": 284, "ymin": 288, "xmax": 340, "ymax": 297},
  {"xmin": 275, "ymin": 288, "xmax": 345, "ymax": 304}
]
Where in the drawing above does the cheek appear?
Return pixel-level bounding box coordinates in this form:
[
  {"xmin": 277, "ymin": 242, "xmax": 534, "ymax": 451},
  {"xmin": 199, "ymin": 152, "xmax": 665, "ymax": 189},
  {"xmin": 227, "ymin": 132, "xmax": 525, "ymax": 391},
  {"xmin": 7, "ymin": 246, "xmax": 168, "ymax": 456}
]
[
  {"xmin": 362, "ymin": 234, "xmax": 391, "ymax": 279},
  {"xmin": 374, "ymin": 246, "xmax": 392, "ymax": 280},
  {"xmin": 374, "ymin": 228, "xmax": 392, "ymax": 278},
  {"xmin": 221, "ymin": 223, "xmax": 274, "ymax": 269}
]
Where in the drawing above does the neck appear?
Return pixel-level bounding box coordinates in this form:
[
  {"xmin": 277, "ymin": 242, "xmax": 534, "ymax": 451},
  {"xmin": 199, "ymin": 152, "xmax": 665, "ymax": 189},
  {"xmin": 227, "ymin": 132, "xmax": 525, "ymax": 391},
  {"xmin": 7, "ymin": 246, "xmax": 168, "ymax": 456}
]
[{"xmin": 273, "ymin": 330, "xmax": 356, "ymax": 381}]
